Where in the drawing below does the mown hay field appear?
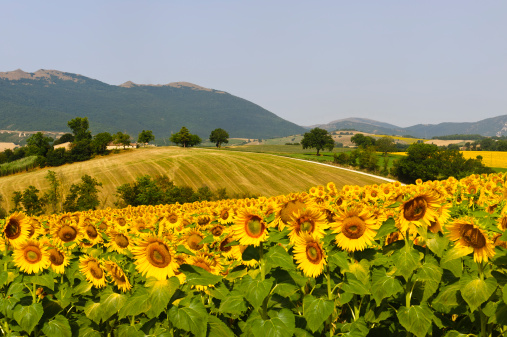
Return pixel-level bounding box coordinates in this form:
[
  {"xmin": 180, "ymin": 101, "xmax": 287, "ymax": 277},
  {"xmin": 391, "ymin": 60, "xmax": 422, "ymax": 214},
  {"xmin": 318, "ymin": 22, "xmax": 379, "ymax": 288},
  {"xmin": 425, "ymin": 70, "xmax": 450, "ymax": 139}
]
[{"xmin": 0, "ymin": 146, "xmax": 387, "ymax": 210}]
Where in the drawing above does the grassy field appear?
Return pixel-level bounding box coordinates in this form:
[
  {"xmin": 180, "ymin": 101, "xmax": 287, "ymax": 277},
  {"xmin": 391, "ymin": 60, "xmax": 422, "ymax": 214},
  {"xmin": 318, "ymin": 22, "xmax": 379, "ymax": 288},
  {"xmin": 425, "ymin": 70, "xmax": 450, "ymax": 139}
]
[{"xmin": 0, "ymin": 146, "xmax": 388, "ymax": 211}]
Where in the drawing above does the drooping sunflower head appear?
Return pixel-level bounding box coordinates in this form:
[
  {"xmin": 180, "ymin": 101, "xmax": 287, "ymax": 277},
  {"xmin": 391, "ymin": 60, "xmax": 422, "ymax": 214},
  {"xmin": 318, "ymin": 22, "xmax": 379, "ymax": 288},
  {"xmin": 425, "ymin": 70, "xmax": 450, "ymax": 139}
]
[
  {"xmin": 79, "ymin": 255, "xmax": 107, "ymax": 288},
  {"xmin": 180, "ymin": 228, "xmax": 206, "ymax": 252},
  {"xmin": 331, "ymin": 204, "xmax": 379, "ymax": 252},
  {"xmin": 397, "ymin": 192, "xmax": 441, "ymax": 232},
  {"xmin": 208, "ymin": 224, "xmax": 225, "ymax": 238},
  {"xmin": 104, "ymin": 261, "xmax": 132, "ymax": 292},
  {"xmin": 446, "ymin": 217, "xmax": 495, "ymax": 263},
  {"xmin": 275, "ymin": 194, "xmax": 310, "ymax": 230},
  {"xmin": 82, "ymin": 222, "xmax": 102, "ymax": 246},
  {"xmin": 232, "ymin": 207, "xmax": 268, "ymax": 247},
  {"xmin": 26, "ymin": 217, "xmax": 44, "ymax": 240},
  {"xmin": 3, "ymin": 212, "xmax": 30, "ymax": 248},
  {"xmin": 196, "ymin": 214, "xmax": 212, "ymax": 228},
  {"xmin": 106, "ymin": 230, "xmax": 131, "ymax": 254},
  {"xmin": 131, "ymin": 236, "xmax": 178, "ymax": 280},
  {"xmin": 13, "ymin": 240, "xmax": 50, "ymax": 274},
  {"xmin": 47, "ymin": 246, "xmax": 70, "ymax": 274},
  {"xmin": 215, "ymin": 235, "xmax": 241, "ymax": 260},
  {"xmin": 293, "ymin": 233, "xmax": 327, "ymax": 278}
]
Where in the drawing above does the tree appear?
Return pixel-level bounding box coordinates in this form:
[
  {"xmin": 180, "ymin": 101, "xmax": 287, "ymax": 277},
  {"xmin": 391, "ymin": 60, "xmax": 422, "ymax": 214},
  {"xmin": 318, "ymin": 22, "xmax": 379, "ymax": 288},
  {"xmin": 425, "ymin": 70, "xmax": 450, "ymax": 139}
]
[
  {"xmin": 43, "ymin": 170, "xmax": 61, "ymax": 214},
  {"xmin": 351, "ymin": 134, "xmax": 376, "ymax": 148},
  {"xmin": 113, "ymin": 132, "xmax": 131, "ymax": 149},
  {"xmin": 53, "ymin": 133, "xmax": 74, "ymax": 146},
  {"xmin": 209, "ymin": 128, "xmax": 229, "ymax": 148},
  {"xmin": 375, "ymin": 136, "xmax": 396, "ymax": 156},
  {"xmin": 63, "ymin": 175, "xmax": 102, "ymax": 211},
  {"xmin": 138, "ymin": 130, "xmax": 155, "ymax": 147},
  {"xmin": 92, "ymin": 132, "xmax": 113, "ymax": 154},
  {"xmin": 68, "ymin": 117, "xmax": 92, "ymax": 142},
  {"xmin": 26, "ymin": 132, "xmax": 53, "ymax": 157},
  {"xmin": 301, "ymin": 128, "xmax": 334, "ymax": 156},
  {"xmin": 0, "ymin": 194, "xmax": 7, "ymax": 218},
  {"xmin": 170, "ymin": 127, "xmax": 201, "ymax": 147}
]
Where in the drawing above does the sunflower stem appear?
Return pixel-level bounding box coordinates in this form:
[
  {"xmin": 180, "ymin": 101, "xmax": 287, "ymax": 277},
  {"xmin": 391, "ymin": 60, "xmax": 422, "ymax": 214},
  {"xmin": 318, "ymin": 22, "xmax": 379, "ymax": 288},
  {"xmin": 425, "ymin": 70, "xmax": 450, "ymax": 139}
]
[
  {"xmin": 325, "ymin": 264, "xmax": 334, "ymax": 336},
  {"xmin": 259, "ymin": 243, "xmax": 265, "ymax": 281}
]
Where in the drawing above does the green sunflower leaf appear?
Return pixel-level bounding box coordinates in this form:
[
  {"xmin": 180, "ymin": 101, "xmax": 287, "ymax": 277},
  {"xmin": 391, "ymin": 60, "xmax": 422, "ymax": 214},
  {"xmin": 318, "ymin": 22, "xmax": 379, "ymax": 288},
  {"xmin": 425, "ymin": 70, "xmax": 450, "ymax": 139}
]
[
  {"xmin": 250, "ymin": 308, "xmax": 295, "ymax": 337},
  {"xmin": 208, "ymin": 314, "xmax": 236, "ymax": 337},
  {"xmin": 396, "ymin": 304, "xmax": 434, "ymax": 337},
  {"xmin": 13, "ymin": 302, "xmax": 44, "ymax": 335},
  {"xmin": 118, "ymin": 288, "xmax": 151, "ymax": 319},
  {"xmin": 374, "ymin": 218, "xmax": 397, "ymax": 239},
  {"xmin": 41, "ymin": 315, "xmax": 72, "ymax": 337},
  {"xmin": 371, "ymin": 268, "xmax": 403, "ymax": 306},
  {"xmin": 145, "ymin": 276, "xmax": 179, "ymax": 317},
  {"xmin": 100, "ymin": 288, "xmax": 128, "ymax": 321},
  {"xmin": 168, "ymin": 297, "xmax": 209, "ymax": 337},
  {"xmin": 393, "ymin": 245, "xmax": 422, "ymax": 280},
  {"xmin": 460, "ymin": 274, "xmax": 497, "ymax": 312},
  {"xmin": 180, "ymin": 264, "xmax": 222, "ymax": 286},
  {"xmin": 265, "ymin": 244, "xmax": 296, "ymax": 270},
  {"xmin": 303, "ymin": 294, "xmax": 335, "ymax": 333},
  {"xmin": 240, "ymin": 275, "xmax": 274, "ymax": 309},
  {"xmin": 218, "ymin": 290, "xmax": 248, "ymax": 316}
]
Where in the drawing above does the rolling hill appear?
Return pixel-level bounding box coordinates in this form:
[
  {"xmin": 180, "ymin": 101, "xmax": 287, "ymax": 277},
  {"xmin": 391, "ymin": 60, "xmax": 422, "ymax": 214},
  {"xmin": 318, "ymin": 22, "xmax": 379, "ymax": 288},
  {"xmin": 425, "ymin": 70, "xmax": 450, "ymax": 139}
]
[
  {"xmin": 310, "ymin": 116, "xmax": 507, "ymax": 138},
  {"xmin": 0, "ymin": 69, "xmax": 305, "ymax": 140},
  {"xmin": 0, "ymin": 147, "xmax": 387, "ymax": 211}
]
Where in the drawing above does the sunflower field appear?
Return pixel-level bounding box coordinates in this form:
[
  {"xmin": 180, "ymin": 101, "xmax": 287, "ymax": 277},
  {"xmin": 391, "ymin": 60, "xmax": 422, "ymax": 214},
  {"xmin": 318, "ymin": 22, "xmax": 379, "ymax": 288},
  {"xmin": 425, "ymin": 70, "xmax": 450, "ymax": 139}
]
[{"xmin": 2, "ymin": 173, "xmax": 507, "ymax": 337}]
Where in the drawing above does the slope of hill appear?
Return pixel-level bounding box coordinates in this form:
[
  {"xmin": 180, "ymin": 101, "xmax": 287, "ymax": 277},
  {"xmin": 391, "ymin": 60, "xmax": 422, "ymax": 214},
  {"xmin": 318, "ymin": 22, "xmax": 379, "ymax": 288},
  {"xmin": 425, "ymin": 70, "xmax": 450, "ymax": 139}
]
[
  {"xmin": 312, "ymin": 116, "xmax": 507, "ymax": 138},
  {"xmin": 0, "ymin": 69, "xmax": 305, "ymax": 140},
  {"xmin": 0, "ymin": 147, "xmax": 386, "ymax": 211}
]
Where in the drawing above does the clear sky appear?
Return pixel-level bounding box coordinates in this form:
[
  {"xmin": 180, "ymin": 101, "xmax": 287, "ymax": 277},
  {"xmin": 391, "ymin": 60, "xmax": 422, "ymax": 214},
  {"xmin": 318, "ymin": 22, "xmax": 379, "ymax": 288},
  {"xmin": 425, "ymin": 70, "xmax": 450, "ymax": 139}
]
[{"xmin": 1, "ymin": 1, "xmax": 506, "ymax": 127}]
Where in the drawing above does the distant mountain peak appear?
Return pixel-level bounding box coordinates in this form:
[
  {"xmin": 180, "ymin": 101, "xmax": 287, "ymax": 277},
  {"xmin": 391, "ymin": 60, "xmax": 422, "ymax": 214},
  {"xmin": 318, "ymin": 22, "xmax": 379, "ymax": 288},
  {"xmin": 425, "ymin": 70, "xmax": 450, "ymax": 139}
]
[
  {"xmin": 118, "ymin": 80, "xmax": 225, "ymax": 93},
  {"xmin": 0, "ymin": 69, "xmax": 85, "ymax": 83}
]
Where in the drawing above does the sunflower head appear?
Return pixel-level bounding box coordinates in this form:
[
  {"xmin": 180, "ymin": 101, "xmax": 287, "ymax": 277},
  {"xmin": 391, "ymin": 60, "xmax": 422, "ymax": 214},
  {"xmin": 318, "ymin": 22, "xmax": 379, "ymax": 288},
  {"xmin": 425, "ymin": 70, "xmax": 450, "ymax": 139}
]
[
  {"xmin": 47, "ymin": 246, "xmax": 70, "ymax": 274},
  {"xmin": 447, "ymin": 217, "xmax": 495, "ymax": 263},
  {"xmin": 105, "ymin": 261, "xmax": 132, "ymax": 292},
  {"xmin": 232, "ymin": 208, "xmax": 268, "ymax": 247},
  {"xmin": 332, "ymin": 205, "xmax": 379, "ymax": 252},
  {"xmin": 80, "ymin": 256, "xmax": 107, "ymax": 288},
  {"xmin": 3, "ymin": 212, "xmax": 30, "ymax": 247},
  {"xmin": 293, "ymin": 233, "xmax": 327, "ymax": 278},
  {"xmin": 13, "ymin": 240, "xmax": 50, "ymax": 274},
  {"xmin": 131, "ymin": 236, "xmax": 178, "ymax": 280}
]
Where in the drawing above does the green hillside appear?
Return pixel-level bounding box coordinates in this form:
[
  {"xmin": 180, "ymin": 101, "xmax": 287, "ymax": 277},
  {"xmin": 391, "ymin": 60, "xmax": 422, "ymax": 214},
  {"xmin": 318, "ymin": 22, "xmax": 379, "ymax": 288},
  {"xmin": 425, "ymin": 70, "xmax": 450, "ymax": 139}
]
[
  {"xmin": 0, "ymin": 69, "xmax": 305, "ymax": 140},
  {"xmin": 0, "ymin": 147, "xmax": 388, "ymax": 211}
]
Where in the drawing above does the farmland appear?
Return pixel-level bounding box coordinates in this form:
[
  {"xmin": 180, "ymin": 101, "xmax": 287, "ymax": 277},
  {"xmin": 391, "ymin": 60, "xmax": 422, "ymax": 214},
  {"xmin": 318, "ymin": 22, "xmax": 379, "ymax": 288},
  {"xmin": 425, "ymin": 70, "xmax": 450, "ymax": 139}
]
[{"xmin": 0, "ymin": 146, "xmax": 388, "ymax": 211}]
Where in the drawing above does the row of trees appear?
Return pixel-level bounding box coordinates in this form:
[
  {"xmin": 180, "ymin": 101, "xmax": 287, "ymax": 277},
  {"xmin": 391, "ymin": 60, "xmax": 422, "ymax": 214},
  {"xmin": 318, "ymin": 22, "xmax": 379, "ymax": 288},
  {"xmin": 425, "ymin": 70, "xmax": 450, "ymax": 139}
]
[{"xmin": 169, "ymin": 127, "xmax": 230, "ymax": 148}]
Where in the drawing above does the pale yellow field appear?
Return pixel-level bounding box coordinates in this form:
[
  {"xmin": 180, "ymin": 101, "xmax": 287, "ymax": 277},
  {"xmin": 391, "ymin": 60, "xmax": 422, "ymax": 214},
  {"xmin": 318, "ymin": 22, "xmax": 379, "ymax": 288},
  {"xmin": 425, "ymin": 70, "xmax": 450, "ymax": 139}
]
[{"xmin": 0, "ymin": 146, "xmax": 388, "ymax": 211}]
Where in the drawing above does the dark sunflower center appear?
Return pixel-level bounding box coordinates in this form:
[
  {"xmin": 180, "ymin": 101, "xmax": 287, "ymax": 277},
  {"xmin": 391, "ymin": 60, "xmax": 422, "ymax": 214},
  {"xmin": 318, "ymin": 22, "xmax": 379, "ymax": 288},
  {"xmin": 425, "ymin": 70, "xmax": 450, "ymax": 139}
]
[
  {"xmin": 187, "ymin": 234, "xmax": 204, "ymax": 250},
  {"xmin": 211, "ymin": 225, "xmax": 224, "ymax": 237},
  {"xmin": 24, "ymin": 247, "xmax": 42, "ymax": 263},
  {"xmin": 501, "ymin": 217, "xmax": 507, "ymax": 231},
  {"xmin": 89, "ymin": 261, "xmax": 103, "ymax": 279},
  {"xmin": 168, "ymin": 214, "xmax": 178, "ymax": 224},
  {"xmin": 5, "ymin": 219, "xmax": 21, "ymax": 239},
  {"xmin": 221, "ymin": 210, "xmax": 229, "ymax": 220},
  {"xmin": 58, "ymin": 225, "xmax": 77, "ymax": 242},
  {"xmin": 245, "ymin": 216, "xmax": 264, "ymax": 238},
  {"xmin": 306, "ymin": 243, "xmax": 323, "ymax": 264},
  {"xmin": 461, "ymin": 224, "xmax": 486, "ymax": 249},
  {"xmin": 49, "ymin": 249, "xmax": 64, "ymax": 266},
  {"xmin": 98, "ymin": 222, "xmax": 107, "ymax": 231},
  {"xmin": 147, "ymin": 242, "xmax": 171, "ymax": 267},
  {"xmin": 403, "ymin": 197, "xmax": 427, "ymax": 221},
  {"xmin": 86, "ymin": 225, "xmax": 98, "ymax": 239},
  {"xmin": 111, "ymin": 266, "xmax": 126, "ymax": 283},
  {"xmin": 115, "ymin": 234, "xmax": 129, "ymax": 248},
  {"xmin": 220, "ymin": 238, "xmax": 233, "ymax": 252},
  {"xmin": 198, "ymin": 216, "xmax": 211, "ymax": 226},
  {"xmin": 342, "ymin": 216, "xmax": 366, "ymax": 239},
  {"xmin": 117, "ymin": 218, "xmax": 126, "ymax": 227}
]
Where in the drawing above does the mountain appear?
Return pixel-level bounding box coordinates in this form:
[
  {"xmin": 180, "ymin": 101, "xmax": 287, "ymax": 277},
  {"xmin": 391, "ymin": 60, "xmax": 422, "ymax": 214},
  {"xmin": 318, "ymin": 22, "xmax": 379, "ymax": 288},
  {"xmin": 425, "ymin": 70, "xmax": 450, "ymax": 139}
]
[
  {"xmin": 311, "ymin": 116, "xmax": 507, "ymax": 138},
  {"xmin": 0, "ymin": 69, "xmax": 305, "ymax": 140}
]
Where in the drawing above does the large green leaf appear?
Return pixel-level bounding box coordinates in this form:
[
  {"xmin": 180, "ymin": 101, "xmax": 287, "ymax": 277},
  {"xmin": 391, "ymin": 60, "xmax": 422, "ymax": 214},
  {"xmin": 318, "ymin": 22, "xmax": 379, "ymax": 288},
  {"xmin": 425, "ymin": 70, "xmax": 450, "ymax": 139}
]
[
  {"xmin": 25, "ymin": 273, "xmax": 55, "ymax": 291},
  {"xmin": 432, "ymin": 283, "xmax": 462, "ymax": 313},
  {"xmin": 146, "ymin": 277, "xmax": 179, "ymax": 317},
  {"xmin": 84, "ymin": 301, "xmax": 102, "ymax": 324},
  {"xmin": 250, "ymin": 309, "xmax": 296, "ymax": 337},
  {"xmin": 240, "ymin": 275, "xmax": 274, "ymax": 308},
  {"xmin": 265, "ymin": 245, "xmax": 296, "ymax": 270},
  {"xmin": 100, "ymin": 289, "xmax": 128, "ymax": 321},
  {"xmin": 180, "ymin": 264, "xmax": 222, "ymax": 286},
  {"xmin": 393, "ymin": 245, "xmax": 422, "ymax": 280},
  {"xmin": 118, "ymin": 288, "xmax": 151, "ymax": 319},
  {"xmin": 218, "ymin": 290, "xmax": 248, "ymax": 316},
  {"xmin": 425, "ymin": 232, "xmax": 449, "ymax": 257},
  {"xmin": 441, "ymin": 246, "xmax": 473, "ymax": 264},
  {"xmin": 13, "ymin": 302, "xmax": 44, "ymax": 335},
  {"xmin": 0, "ymin": 271, "xmax": 8, "ymax": 287},
  {"xmin": 396, "ymin": 305, "xmax": 433, "ymax": 337},
  {"xmin": 41, "ymin": 315, "xmax": 72, "ymax": 337},
  {"xmin": 374, "ymin": 218, "xmax": 397, "ymax": 239},
  {"xmin": 207, "ymin": 282, "xmax": 230, "ymax": 300},
  {"xmin": 415, "ymin": 257, "xmax": 443, "ymax": 283},
  {"xmin": 327, "ymin": 250, "xmax": 349, "ymax": 272},
  {"xmin": 342, "ymin": 273, "xmax": 370, "ymax": 295},
  {"xmin": 168, "ymin": 298, "xmax": 208, "ymax": 337},
  {"xmin": 371, "ymin": 268, "xmax": 403, "ymax": 306},
  {"xmin": 460, "ymin": 274, "xmax": 497, "ymax": 312},
  {"xmin": 303, "ymin": 294, "xmax": 334, "ymax": 333},
  {"xmin": 208, "ymin": 314, "xmax": 235, "ymax": 337},
  {"xmin": 116, "ymin": 324, "xmax": 145, "ymax": 337}
]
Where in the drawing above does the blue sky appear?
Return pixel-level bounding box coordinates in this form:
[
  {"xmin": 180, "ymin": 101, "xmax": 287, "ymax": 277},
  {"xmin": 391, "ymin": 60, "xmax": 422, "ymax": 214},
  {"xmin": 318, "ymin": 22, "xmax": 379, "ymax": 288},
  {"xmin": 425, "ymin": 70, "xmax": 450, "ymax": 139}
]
[{"xmin": 1, "ymin": 1, "xmax": 506, "ymax": 127}]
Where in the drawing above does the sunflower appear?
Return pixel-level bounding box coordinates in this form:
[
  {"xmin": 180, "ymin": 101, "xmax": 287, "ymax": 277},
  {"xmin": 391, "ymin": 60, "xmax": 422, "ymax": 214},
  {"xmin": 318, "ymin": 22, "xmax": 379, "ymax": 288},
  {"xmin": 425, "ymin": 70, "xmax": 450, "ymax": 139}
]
[
  {"xmin": 331, "ymin": 204, "xmax": 379, "ymax": 252},
  {"xmin": 217, "ymin": 206, "xmax": 234, "ymax": 225},
  {"xmin": 446, "ymin": 217, "xmax": 495, "ymax": 263},
  {"xmin": 286, "ymin": 208, "xmax": 328, "ymax": 244},
  {"xmin": 274, "ymin": 194, "xmax": 311, "ymax": 230},
  {"xmin": 180, "ymin": 228, "xmax": 206, "ymax": 252},
  {"xmin": 26, "ymin": 217, "xmax": 44, "ymax": 240},
  {"xmin": 232, "ymin": 207, "xmax": 268, "ymax": 247},
  {"xmin": 397, "ymin": 192, "xmax": 441, "ymax": 233},
  {"xmin": 293, "ymin": 233, "xmax": 327, "ymax": 278},
  {"xmin": 215, "ymin": 235, "xmax": 241, "ymax": 259},
  {"xmin": 3, "ymin": 212, "xmax": 30, "ymax": 248},
  {"xmin": 47, "ymin": 246, "xmax": 70, "ymax": 274},
  {"xmin": 131, "ymin": 236, "xmax": 178, "ymax": 280},
  {"xmin": 80, "ymin": 256, "xmax": 107, "ymax": 288},
  {"xmin": 13, "ymin": 240, "xmax": 50, "ymax": 274},
  {"xmin": 51, "ymin": 221, "xmax": 82, "ymax": 248},
  {"xmin": 106, "ymin": 230, "xmax": 131, "ymax": 254},
  {"xmin": 81, "ymin": 222, "xmax": 103, "ymax": 247},
  {"xmin": 104, "ymin": 261, "xmax": 132, "ymax": 292}
]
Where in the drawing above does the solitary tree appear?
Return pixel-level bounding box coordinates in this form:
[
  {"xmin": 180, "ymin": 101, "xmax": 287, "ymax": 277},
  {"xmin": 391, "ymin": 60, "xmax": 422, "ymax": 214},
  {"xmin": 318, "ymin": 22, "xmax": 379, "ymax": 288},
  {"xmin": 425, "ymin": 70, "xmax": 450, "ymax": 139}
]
[
  {"xmin": 170, "ymin": 127, "xmax": 201, "ymax": 147},
  {"xmin": 351, "ymin": 133, "xmax": 376, "ymax": 148},
  {"xmin": 26, "ymin": 132, "xmax": 53, "ymax": 157},
  {"xmin": 63, "ymin": 175, "xmax": 103, "ymax": 211},
  {"xmin": 138, "ymin": 130, "xmax": 155, "ymax": 147},
  {"xmin": 92, "ymin": 132, "xmax": 113, "ymax": 154},
  {"xmin": 301, "ymin": 127, "xmax": 334, "ymax": 156},
  {"xmin": 68, "ymin": 117, "xmax": 92, "ymax": 142},
  {"xmin": 209, "ymin": 128, "xmax": 229, "ymax": 148}
]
